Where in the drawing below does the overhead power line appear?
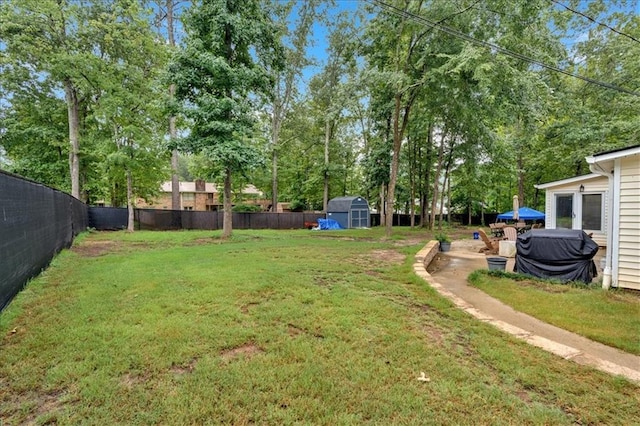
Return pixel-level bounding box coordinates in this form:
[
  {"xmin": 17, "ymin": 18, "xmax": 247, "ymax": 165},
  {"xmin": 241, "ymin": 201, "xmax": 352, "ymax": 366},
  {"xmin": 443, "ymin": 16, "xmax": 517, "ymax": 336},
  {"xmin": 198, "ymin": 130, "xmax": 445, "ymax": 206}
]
[
  {"xmin": 368, "ymin": 0, "xmax": 640, "ymax": 97},
  {"xmin": 550, "ymin": 0, "xmax": 640, "ymax": 45}
]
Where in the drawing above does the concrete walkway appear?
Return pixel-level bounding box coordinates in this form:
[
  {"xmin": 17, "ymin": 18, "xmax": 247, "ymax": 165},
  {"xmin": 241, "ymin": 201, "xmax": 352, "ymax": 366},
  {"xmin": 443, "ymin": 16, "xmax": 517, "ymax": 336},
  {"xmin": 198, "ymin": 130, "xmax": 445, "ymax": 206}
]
[{"xmin": 414, "ymin": 240, "xmax": 640, "ymax": 384}]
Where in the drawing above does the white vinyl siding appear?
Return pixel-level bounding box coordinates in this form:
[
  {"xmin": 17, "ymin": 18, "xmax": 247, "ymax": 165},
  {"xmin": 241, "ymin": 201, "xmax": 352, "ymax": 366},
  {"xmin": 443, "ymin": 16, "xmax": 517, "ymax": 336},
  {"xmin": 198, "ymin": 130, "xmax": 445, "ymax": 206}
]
[
  {"xmin": 616, "ymin": 156, "xmax": 640, "ymax": 290},
  {"xmin": 541, "ymin": 175, "xmax": 608, "ymax": 246}
]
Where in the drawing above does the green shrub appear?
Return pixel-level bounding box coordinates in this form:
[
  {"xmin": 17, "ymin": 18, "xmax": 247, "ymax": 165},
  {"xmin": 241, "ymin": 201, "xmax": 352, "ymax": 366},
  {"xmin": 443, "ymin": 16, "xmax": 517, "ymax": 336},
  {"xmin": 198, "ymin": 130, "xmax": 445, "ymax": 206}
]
[{"xmin": 232, "ymin": 203, "xmax": 263, "ymax": 212}]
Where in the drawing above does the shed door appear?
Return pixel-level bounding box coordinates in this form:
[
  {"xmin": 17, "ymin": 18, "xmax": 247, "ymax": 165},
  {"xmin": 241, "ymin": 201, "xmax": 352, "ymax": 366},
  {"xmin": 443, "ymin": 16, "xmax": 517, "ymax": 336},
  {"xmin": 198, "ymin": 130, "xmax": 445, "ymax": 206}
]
[{"xmin": 351, "ymin": 209, "xmax": 368, "ymax": 228}]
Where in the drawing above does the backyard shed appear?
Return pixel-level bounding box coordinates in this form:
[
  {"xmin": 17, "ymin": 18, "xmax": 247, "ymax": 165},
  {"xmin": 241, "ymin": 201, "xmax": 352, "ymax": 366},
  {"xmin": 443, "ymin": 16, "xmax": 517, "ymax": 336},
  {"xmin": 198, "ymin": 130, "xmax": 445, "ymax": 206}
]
[{"xmin": 326, "ymin": 196, "xmax": 370, "ymax": 229}]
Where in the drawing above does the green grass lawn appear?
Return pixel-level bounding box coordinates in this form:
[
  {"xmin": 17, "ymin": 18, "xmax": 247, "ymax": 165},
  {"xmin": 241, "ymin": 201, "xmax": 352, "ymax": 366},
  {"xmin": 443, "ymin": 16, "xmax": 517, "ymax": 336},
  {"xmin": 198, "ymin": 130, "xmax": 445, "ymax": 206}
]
[
  {"xmin": 1, "ymin": 229, "xmax": 639, "ymax": 425},
  {"xmin": 469, "ymin": 270, "xmax": 640, "ymax": 355}
]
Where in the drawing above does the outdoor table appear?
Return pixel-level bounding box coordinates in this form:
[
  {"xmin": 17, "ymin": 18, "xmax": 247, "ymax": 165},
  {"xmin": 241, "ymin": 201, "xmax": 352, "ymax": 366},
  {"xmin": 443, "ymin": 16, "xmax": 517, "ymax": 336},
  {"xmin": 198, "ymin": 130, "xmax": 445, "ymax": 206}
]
[{"xmin": 490, "ymin": 223, "xmax": 505, "ymax": 238}]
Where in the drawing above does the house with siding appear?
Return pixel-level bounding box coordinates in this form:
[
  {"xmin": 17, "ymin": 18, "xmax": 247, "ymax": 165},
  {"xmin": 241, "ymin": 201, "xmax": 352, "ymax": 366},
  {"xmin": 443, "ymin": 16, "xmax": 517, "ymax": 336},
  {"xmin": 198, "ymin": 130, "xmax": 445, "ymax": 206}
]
[{"xmin": 535, "ymin": 145, "xmax": 640, "ymax": 290}]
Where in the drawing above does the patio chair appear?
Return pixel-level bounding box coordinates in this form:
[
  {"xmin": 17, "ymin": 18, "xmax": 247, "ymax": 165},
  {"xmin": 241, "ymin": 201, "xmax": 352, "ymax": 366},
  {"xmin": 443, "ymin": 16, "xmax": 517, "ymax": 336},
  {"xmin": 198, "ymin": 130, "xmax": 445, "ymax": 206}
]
[
  {"xmin": 503, "ymin": 226, "xmax": 518, "ymax": 241},
  {"xmin": 477, "ymin": 229, "xmax": 499, "ymax": 254}
]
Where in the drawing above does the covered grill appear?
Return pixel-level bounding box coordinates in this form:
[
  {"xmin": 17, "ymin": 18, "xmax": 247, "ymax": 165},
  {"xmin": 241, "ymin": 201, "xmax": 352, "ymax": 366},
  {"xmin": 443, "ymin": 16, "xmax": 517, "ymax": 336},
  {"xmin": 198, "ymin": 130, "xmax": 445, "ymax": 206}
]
[{"xmin": 515, "ymin": 229, "xmax": 598, "ymax": 283}]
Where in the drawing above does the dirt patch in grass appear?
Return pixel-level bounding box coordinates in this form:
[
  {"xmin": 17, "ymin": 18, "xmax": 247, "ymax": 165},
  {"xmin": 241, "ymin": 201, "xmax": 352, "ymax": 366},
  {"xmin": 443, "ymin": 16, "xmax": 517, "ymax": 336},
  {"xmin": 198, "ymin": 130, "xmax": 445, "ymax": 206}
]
[
  {"xmin": 608, "ymin": 290, "xmax": 640, "ymax": 303},
  {"xmin": 22, "ymin": 389, "xmax": 66, "ymax": 424},
  {"xmin": 515, "ymin": 390, "xmax": 532, "ymax": 404},
  {"xmin": 371, "ymin": 249, "xmax": 405, "ymax": 264},
  {"xmin": 220, "ymin": 343, "xmax": 264, "ymax": 361},
  {"xmin": 170, "ymin": 358, "xmax": 198, "ymax": 375},
  {"xmin": 240, "ymin": 302, "xmax": 260, "ymax": 314},
  {"xmin": 71, "ymin": 240, "xmax": 152, "ymax": 257},
  {"xmin": 418, "ymin": 323, "xmax": 445, "ymax": 345},
  {"xmin": 313, "ymin": 276, "xmax": 333, "ymax": 288},
  {"xmin": 393, "ymin": 238, "xmax": 427, "ymax": 247},
  {"xmin": 350, "ymin": 249, "xmax": 405, "ymax": 269},
  {"xmin": 515, "ymin": 280, "xmax": 571, "ymax": 293},
  {"xmin": 71, "ymin": 240, "xmax": 119, "ymax": 257},
  {"xmin": 285, "ymin": 323, "xmax": 324, "ymax": 339},
  {"xmin": 287, "ymin": 324, "xmax": 304, "ymax": 337},
  {"xmin": 184, "ymin": 237, "xmax": 218, "ymax": 246},
  {"xmin": 121, "ymin": 372, "xmax": 150, "ymax": 388}
]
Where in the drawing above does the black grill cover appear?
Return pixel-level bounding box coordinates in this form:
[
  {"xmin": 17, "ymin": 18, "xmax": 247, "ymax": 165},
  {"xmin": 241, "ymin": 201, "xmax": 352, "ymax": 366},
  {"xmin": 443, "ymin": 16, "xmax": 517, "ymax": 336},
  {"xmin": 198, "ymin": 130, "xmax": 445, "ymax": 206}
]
[{"xmin": 515, "ymin": 229, "xmax": 598, "ymax": 283}]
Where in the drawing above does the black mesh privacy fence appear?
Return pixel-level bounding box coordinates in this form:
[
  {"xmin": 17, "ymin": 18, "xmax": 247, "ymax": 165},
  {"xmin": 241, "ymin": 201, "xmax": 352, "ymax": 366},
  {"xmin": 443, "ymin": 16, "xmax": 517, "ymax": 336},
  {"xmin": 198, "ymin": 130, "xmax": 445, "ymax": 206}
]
[
  {"xmin": 95, "ymin": 208, "xmax": 326, "ymax": 231},
  {"xmin": 88, "ymin": 207, "xmax": 128, "ymax": 230},
  {"xmin": 89, "ymin": 208, "xmax": 438, "ymax": 231},
  {"xmin": 1, "ymin": 171, "xmax": 88, "ymax": 311}
]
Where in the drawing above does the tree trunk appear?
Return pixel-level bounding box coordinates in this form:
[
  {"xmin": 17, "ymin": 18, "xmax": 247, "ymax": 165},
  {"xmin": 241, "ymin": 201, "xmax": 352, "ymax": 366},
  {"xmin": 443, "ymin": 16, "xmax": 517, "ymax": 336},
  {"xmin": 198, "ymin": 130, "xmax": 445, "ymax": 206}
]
[
  {"xmin": 385, "ymin": 95, "xmax": 402, "ymax": 237},
  {"xmin": 222, "ymin": 168, "xmax": 233, "ymax": 238},
  {"xmin": 420, "ymin": 123, "xmax": 433, "ymax": 228},
  {"xmin": 380, "ymin": 183, "xmax": 386, "ymax": 227},
  {"xmin": 517, "ymin": 152, "xmax": 525, "ymax": 207},
  {"xmin": 171, "ymin": 148, "xmax": 180, "ymax": 209},
  {"xmin": 126, "ymin": 168, "xmax": 134, "ymax": 232},
  {"xmin": 271, "ymin": 140, "xmax": 278, "ymax": 212},
  {"xmin": 439, "ymin": 145, "xmax": 454, "ymax": 225},
  {"xmin": 439, "ymin": 165, "xmax": 449, "ymax": 225},
  {"xmin": 64, "ymin": 80, "xmax": 81, "ymax": 199},
  {"xmin": 271, "ymin": 96, "xmax": 282, "ymax": 213},
  {"xmin": 447, "ymin": 176, "xmax": 452, "ymax": 224},
  {"xmin": 323, "ymin": 119, "xmax": 330, "ymax": 212},
  {"xmin": 409, "ymin": 135, "xmax": 416, "ymax": 228},
  {"xmin": 167, "ymin": 0, "xmax": 180, "ymax": 211},
  {"xmin": 429, "ymin": 131, "xmax": 446, "ymax": 231}
]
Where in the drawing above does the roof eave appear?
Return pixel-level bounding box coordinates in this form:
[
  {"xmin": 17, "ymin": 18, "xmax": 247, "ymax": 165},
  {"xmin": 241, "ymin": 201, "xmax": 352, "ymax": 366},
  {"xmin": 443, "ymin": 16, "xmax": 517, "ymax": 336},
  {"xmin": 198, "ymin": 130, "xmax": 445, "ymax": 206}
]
[{"xmin": 534, "ymin": 173, "xmax": 602, "ymax": 190}]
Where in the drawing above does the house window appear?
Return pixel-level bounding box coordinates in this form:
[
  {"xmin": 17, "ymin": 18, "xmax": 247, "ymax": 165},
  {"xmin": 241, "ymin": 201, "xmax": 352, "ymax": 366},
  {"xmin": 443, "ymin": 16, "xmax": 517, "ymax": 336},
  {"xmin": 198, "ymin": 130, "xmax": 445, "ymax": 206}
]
[
  {"xmin": 183, "ymin": 193, "xmax": 195, "ymax": 202},
  {"xmin": 582, "ymin": 193, "xmax": 602, "ymax": 231},
  {"xmin": 184, "ymin": 206, "xmax": 193, "ymax": 211}
]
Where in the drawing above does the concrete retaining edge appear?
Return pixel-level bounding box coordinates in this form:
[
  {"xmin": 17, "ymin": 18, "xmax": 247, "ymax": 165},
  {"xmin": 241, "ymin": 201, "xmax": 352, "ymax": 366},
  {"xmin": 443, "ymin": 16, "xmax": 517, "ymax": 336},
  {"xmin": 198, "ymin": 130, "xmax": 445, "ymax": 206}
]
[{"xmin": 414, "ymin": 241, "xmax": 640, "ymax": 385}]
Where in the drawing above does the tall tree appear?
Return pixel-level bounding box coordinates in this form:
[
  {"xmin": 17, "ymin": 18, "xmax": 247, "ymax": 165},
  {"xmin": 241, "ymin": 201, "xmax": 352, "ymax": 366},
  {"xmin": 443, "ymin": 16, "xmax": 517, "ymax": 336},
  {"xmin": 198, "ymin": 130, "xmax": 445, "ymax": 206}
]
[
  {"xmin": 309, "ymin": 12, "xmax": 358, "ymax": 212},
  {"xmin": 167, "ymin": 0, "xmax": 181, "ymax": 211},
  {"xmin": 169, "ymin": 0, "xmax": 283, "ymax": 238},
  {"xmin": 93, "ymin": 0, "xmax": 169, "ymax": 231},
  {"xmin": 0, "ymin": 79, "xmax": 70, "ymax": 190},
  {"xmin": 152, "ymin": 0, "xmax": 184, "ymax": 210},
  {"xmin": 0, "ymin": 0, "xmax": 108, "ymax": 199},
  {"xmin": 269, "ymin": 0, "xmax": 323, "ymax": 212}
]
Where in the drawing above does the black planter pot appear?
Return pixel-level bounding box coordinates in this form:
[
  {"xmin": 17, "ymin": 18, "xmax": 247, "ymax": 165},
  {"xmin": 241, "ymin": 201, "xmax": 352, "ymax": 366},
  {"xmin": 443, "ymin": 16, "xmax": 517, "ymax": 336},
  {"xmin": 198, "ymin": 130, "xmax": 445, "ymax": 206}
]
[{"xmin": 487, "ymin": 256, "xmax": 507, "ymax": 271}]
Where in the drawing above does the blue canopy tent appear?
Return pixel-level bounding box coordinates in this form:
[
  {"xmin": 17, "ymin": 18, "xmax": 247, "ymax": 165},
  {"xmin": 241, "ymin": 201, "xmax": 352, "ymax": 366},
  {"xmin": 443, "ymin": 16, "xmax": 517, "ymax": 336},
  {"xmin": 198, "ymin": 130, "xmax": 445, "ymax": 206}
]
[{"xmin": 497, "ymin": 207, "xmax": 545, "ymax": 221}]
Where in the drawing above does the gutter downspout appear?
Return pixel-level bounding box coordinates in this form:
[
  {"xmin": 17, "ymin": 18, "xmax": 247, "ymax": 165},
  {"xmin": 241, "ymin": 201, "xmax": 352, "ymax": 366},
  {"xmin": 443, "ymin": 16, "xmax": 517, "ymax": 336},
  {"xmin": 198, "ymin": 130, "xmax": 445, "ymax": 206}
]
[{"xmin": 587, "ymin": 159, "xmax": 613, "ymax": 289}]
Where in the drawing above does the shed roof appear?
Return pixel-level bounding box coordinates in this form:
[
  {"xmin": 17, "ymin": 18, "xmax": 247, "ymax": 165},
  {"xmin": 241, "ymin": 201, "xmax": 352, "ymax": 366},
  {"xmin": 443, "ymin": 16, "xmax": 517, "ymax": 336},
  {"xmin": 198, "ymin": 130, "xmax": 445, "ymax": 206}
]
[{"xmin": 327, "ymin": 196, "xmax": 368, "ymax": 212}]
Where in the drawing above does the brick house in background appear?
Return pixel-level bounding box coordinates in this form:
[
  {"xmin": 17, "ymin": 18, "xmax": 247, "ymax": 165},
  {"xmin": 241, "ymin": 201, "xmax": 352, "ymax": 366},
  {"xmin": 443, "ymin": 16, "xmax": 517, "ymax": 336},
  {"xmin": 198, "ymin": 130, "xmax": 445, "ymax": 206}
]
[{"xmin": 137, "ymin": 179, "xmax": 269, "ymax": 211}]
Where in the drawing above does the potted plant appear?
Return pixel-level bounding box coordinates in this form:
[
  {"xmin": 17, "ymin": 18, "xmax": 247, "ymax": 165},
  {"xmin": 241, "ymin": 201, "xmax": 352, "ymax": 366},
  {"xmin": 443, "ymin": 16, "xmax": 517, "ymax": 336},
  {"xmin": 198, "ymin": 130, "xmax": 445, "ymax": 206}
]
[{"xmin": 436, "ymin": 233, "xmax": 451, "ymax": 252}]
